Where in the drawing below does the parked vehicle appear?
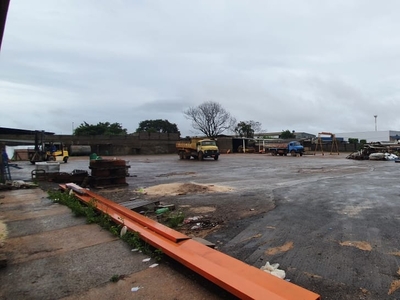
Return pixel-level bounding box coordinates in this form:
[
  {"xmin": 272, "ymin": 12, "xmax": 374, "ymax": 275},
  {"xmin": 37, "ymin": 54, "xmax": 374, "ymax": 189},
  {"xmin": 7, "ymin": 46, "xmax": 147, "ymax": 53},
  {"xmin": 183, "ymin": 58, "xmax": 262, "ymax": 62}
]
[
  {"xmin": 28, "ymin": 131, "xmax": 69, "ymax": 164},
  {"xmin": 29, "ymin": 142, "xmax": 69, "ymax": 164},
  {"xmin": 267, "ymin": 141, "xmax": 304, "ymax": 156},
  {"xmin": 176, "ymin": 138, "xmax": 219, "ymax": 161}
]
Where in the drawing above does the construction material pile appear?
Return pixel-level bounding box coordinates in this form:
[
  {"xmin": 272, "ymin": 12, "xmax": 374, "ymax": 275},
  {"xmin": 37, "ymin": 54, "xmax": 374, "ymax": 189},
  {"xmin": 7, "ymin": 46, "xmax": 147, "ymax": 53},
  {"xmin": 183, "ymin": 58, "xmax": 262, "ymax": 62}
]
[{"xmin": 347, "ymin": 142, "xmax": 400, "ymax": 160}]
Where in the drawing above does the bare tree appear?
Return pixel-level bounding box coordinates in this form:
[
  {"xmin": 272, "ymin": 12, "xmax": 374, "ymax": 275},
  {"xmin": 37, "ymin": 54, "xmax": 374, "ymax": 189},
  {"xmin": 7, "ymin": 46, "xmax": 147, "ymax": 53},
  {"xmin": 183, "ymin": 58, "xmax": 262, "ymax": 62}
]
[{"xmin": 184, "ymin": 101, "xmax": 236, "ymax": 137}]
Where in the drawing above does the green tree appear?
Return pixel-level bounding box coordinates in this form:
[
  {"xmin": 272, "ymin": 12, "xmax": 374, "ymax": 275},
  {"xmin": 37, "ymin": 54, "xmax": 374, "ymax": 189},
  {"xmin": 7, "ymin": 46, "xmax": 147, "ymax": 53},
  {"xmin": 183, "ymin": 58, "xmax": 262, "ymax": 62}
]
[
  {"xmin": 348, "ymin": 138, "xmax": 359, "ymax": 144},
  {"xmin": 135, "ymin": 119, "xmax": 179, "ymax": 133},
  {"xmin": 184, "ymin": 101, "xmax": 236, "ymax": 138},
  {"xmin": 280, "ymin": 130, "xmax": 296, "ymax": 139},
  {"xmin": 235, "ymin": 121, "xmax": 261, "ymax": 138},
  {"xmin": 74, "ymin": 122, "xmax": 127, "ymax": 136}
]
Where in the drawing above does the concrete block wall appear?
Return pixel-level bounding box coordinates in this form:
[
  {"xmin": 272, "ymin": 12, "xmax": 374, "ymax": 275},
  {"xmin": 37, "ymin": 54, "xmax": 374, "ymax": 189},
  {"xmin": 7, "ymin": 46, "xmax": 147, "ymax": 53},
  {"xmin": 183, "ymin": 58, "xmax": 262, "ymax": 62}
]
[{"xmin": 0, "ymin": 133, "xmax": 181, "ymax": 156}]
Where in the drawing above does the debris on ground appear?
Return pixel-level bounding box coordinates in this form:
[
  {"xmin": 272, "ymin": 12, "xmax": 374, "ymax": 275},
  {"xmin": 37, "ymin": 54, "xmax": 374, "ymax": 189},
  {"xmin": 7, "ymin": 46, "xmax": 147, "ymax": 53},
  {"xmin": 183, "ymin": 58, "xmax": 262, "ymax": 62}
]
[
  {"xmin": 120, "ymin": 226, "xmax": 128, "ymax": 237},
  {"xmin": 347, "ymin": 142, "xmax": 400, "ymax": 160},
  {"xmin": 182, "ymin": 215, "xmax": 219, "ymax": 231},
  {"xmin": 260, "ymin": 262, "xmax": 286, "ymax": 279},
  {"xmin": 143, "ymin": 182, "xmax": 233, "ymax": 197},
  {"xmin": 369, "ymin": 153, "xmax": 398, "ymax": 161},
  {"xmin": 0, "ymin": 180, "xmax": 38, "ymax": 190}
]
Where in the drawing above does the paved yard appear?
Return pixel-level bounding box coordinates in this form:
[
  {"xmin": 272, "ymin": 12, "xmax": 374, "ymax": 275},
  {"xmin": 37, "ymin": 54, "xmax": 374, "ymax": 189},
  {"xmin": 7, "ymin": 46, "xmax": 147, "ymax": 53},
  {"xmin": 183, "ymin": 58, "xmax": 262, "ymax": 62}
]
[{"xmin": 5, "ymin": 153, "xmax": 400, "ymax": 299}]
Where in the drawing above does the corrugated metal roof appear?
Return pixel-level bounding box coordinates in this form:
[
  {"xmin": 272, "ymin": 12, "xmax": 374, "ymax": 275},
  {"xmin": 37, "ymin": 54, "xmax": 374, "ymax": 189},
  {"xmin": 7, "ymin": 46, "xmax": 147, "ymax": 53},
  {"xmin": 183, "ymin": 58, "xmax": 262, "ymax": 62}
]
[{"xmin": 0, "ymin": 127, "xmax": 54, "ymax": 135}]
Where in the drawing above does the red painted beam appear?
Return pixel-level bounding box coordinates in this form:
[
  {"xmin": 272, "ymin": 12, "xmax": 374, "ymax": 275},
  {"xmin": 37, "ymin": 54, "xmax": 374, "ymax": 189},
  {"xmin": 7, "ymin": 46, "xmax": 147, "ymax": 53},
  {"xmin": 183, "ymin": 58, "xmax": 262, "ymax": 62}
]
[{"xmin": 60, "ymin": 184, "xmax": 320, "ymax": 300}]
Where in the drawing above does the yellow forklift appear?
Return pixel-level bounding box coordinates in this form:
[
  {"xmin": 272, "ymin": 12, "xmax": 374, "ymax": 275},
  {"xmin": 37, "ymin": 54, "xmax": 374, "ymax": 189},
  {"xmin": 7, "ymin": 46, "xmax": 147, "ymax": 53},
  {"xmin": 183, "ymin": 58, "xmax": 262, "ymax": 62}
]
[{"xmin": 28, "ymin": 131, "xmax": 69, "ymax": 164}]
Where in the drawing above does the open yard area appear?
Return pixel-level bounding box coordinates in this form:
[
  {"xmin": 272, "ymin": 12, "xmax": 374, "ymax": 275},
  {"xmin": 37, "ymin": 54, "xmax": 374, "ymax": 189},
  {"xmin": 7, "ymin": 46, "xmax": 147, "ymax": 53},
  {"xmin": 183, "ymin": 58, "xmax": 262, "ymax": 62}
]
[{"xmin": 7, "ymin": 153, "xmax": 400, "ymax": 299}]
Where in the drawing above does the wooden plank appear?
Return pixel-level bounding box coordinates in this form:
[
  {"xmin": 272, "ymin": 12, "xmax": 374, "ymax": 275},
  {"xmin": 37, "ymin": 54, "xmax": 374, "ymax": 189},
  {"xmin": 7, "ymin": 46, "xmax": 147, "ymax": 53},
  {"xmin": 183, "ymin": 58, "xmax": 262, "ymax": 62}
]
[{"xmin": 119, "ymin": 199, "xmax": 159, "ymax": 210}]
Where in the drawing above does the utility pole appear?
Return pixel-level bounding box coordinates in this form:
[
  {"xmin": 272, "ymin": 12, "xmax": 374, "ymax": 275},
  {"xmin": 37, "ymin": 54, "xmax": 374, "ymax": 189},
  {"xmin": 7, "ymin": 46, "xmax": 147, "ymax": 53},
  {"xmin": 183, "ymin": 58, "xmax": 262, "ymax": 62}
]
[{"xmin": 374, "ymin": 115, "xmax": 378, "ymax": 131}]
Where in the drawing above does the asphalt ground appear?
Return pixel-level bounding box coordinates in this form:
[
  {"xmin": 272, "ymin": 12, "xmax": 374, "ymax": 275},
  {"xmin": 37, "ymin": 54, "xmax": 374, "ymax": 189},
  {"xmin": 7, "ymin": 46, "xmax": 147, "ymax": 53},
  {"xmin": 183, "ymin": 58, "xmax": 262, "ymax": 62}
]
[
  {"xmin": 3, "ymin": 153, "xmax": 400, "ymax": 299},
  {"xmin": 0, "ymin": 173, "xmax": 232, "ymax": 299}
]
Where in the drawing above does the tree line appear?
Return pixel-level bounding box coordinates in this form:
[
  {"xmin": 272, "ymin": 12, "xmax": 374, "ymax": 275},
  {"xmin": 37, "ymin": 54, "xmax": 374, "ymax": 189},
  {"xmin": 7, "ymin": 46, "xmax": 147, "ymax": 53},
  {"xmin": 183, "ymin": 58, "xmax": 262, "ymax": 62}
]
[{"xmin": 73, "ymin": 101, "xmax": 296, "ymax": 139}]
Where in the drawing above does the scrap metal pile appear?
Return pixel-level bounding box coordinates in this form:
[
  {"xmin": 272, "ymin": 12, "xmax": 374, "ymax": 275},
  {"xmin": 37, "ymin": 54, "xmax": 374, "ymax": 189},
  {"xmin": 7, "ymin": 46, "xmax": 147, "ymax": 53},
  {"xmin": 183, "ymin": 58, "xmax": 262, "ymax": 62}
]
[{"xmin": 347, "ymin": 142, "xmax": 400, "ymax": 160}]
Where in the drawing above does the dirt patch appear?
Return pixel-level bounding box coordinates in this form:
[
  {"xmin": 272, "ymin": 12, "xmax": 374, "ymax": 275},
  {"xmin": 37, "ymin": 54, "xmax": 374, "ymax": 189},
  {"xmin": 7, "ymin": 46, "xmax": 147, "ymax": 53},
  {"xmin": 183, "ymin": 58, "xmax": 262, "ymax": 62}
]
[
  {"xmin": 0, "ymin": 220, "xmax": 7, "ymax": 247},
  {"xmin": 239, "ymin": 233, "xmax": 262, "ymax": 244},
  {"xmin": 388, "ymin": 280, "xmax": 400, "ymax": 295},
  {"xmin": 188, "ymin": 206, "xmax": 216, "ymax": 214},
  {"xmin": 178, "ymin": 215, "xmax": 221, "ymax": 238},
  {"xmin": 338, "ymin": 205, "xmax": 367, "ymax": 217},
  {"xmin": 339, "ymin": 241, "xmax": 372, "ymax": 251},
  {"xmin": 265, "ymin": 241, "xmax": 294, "ymax": 255},
  {"xmin": 389, "ymin": 251, "xmax": 400, "ymax": 257},
  {"xmin": 304, "ymin": 272, "xmax": 323, "ymax": 279},
  {"xmin": 144, "ymin": 182, "xmax": 234, "ymax": 197},
  {"xmin": 298, "ymin": 166, "xmax": 370, "ymax": 175}
]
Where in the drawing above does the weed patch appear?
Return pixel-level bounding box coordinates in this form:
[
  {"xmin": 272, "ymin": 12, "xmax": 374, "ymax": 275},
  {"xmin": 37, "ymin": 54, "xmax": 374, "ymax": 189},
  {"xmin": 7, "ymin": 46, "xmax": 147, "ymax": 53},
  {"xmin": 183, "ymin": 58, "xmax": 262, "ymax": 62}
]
[{"xmin": 47, "ymin": 190, "xmax": 164, "ymax": 260}]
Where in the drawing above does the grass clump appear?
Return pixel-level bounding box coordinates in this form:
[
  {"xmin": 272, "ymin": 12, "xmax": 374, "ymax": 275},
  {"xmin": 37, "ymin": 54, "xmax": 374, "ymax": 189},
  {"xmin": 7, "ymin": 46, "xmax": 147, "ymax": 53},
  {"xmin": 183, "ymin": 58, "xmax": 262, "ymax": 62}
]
[
  {"xmin": 166, "ymin": 211, "xmax": 185, "ymax": 228},
  {"xmin": 47, "ymin": 189, "xmax": 164, "ymax": 261}
]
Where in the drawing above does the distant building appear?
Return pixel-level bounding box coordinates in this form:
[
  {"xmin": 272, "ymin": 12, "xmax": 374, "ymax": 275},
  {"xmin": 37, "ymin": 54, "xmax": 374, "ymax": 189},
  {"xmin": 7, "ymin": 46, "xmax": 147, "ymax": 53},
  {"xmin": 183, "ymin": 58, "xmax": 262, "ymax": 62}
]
[
  {"xmin": 336, "ymin": 131, "xmax": 400, "ymax": 143},
  {"xmin": 254, "ymin": 131, "xmax": 316, "ymax": 140}
]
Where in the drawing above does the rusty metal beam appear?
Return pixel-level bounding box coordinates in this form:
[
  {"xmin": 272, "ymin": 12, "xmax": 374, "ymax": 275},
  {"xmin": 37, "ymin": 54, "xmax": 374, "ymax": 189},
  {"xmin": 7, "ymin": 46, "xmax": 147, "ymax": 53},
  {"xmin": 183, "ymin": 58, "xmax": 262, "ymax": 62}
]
[{"xmin": 60, "ymin": 184, "xmax": 320, "ymax": 300}]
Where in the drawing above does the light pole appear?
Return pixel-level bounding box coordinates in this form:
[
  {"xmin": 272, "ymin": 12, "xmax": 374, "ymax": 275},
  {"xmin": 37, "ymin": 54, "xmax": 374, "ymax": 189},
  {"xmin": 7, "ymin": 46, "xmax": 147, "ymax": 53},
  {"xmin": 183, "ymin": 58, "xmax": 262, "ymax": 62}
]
[{"xmin": 374, "ymin": 115, "xmax": 377, "ymax": 131}]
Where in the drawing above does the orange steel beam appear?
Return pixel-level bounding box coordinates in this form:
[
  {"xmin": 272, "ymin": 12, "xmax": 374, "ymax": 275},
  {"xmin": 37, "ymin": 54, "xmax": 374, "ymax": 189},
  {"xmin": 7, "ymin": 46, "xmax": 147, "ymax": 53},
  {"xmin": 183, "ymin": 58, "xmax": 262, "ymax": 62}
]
[{"xmin": 60, "ymin": 184, "xmax": 320, "ymax": 300}]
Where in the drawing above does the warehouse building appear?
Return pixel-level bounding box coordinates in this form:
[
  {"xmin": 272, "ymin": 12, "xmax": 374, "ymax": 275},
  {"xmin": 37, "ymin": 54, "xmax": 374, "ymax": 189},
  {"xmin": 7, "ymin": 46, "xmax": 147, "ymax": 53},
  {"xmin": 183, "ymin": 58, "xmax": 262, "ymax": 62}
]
[{"xmin": 336, "ymin": 130, "xmax": 400, "ymax": 143}]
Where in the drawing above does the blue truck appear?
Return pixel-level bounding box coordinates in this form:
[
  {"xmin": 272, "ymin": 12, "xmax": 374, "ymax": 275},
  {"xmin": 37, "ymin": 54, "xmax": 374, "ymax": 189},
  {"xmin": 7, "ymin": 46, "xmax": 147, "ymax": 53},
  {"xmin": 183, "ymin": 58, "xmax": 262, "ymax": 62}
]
[{"xmin": 267, "ymin": 141, "xmax": 304, "ymax": 156}]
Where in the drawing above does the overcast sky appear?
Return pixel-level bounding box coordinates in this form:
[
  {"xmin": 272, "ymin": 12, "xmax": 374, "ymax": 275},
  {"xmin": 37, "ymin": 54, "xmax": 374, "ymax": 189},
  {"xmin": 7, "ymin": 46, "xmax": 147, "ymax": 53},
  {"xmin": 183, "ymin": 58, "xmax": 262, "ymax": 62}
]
[{"xmin": 1, "ymin": 1, "xmax": 400, "ymax": 136}]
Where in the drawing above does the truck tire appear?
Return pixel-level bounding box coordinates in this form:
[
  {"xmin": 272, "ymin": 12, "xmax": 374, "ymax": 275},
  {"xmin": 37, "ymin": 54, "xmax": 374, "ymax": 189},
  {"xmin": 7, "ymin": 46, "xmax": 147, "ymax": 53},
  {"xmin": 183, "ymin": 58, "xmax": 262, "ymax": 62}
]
[
  {"xmin": 179, "ymin": 152, "xmax": 184, "ymax": 160},
  {"xmin": 63, "ymin": 156, "xmax": 69, "ymax": 163},
  {"xmin": 290, "ymin": 150, "xmax": 296, "ymax": 156},
  {"xmin": 214, "ymin": 155, "xmax": 219, "ymax": 160},
  {"xmin": 198, "ymin": 152, "xmax": 204, "ymax": 161}
]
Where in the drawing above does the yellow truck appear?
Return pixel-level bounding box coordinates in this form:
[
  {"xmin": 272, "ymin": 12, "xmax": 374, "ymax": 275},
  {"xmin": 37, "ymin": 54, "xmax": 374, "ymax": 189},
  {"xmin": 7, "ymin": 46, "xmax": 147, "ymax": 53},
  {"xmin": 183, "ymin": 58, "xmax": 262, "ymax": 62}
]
[{"xmin": 176, "ymin": 138, "xmax": 220, "ymax": 161}]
